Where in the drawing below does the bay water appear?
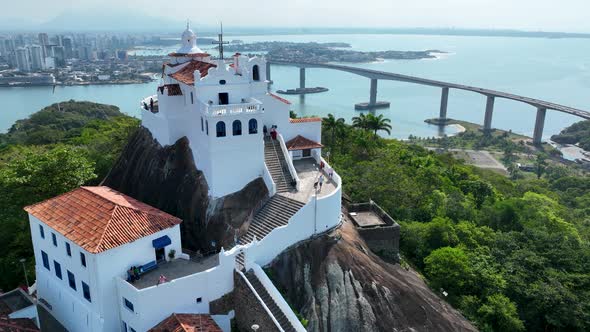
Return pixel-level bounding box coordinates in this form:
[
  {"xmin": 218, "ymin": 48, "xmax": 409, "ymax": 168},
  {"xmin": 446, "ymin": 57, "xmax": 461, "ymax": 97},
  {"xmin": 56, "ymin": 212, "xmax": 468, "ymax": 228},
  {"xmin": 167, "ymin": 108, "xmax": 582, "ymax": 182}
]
[{"xmin": 1, "ymin": 33, "xmax": 589, "ymax": 140}]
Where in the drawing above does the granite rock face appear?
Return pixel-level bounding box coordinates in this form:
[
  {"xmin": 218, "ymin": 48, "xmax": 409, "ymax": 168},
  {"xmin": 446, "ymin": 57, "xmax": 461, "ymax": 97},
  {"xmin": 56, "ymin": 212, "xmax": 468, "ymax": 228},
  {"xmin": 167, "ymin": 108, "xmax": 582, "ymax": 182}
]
[
  {"xmin": 269, "ymin": 220, "xmax": 477, "ymax": 332},
  {"xmin": 102, "ymin": 126, "xmax": 268, "ymax": 252}
]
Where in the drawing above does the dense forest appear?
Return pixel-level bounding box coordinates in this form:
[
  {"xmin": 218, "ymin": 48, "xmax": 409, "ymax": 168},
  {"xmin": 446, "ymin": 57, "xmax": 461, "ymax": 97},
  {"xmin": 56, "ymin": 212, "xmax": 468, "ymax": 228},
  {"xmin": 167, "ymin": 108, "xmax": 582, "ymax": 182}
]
[
  {"xmin": 322, "ymin": 113, "xmax": 590, "ymax": 332},
  {"xmin": 0, "ymin": 100, "xmax": 139, "ymax": 291},
  {"xmin": 1, "ymin": 104, "xmax": 589, "ymax": 331}
]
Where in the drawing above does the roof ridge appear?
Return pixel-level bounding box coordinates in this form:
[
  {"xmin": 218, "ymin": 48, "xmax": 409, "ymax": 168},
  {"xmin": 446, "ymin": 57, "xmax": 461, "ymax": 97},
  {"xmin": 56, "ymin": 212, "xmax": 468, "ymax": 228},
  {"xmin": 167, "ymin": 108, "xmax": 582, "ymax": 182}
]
[{"xmin": 92, "ymin": 199, "xmax": 119, "ymax": 253}]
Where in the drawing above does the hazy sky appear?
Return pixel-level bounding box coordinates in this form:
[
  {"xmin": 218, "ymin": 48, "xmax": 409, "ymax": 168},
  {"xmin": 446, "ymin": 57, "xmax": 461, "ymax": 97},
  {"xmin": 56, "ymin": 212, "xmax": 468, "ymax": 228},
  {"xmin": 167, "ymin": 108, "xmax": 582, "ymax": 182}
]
[{"xmin": 4, "ymin": 0, "xmax": 590, "ymax": 32}]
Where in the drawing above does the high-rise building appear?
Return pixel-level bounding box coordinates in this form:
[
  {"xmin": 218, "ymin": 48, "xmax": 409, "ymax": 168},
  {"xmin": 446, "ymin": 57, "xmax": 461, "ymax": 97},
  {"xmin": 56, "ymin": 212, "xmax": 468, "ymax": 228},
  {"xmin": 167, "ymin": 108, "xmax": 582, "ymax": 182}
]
[
  {"xmin": 38, "ymin": 33, "xmax": 49, "ymax": 58},
  {"xmin": 30, "ymin": 45, "xmax": 45, "ymax": 70},
  {"xmin": 51, "ymin": 46, "xmax": 65, "ymax": 67},
  {"xmin": 38, "ymin": 33, "xmax": 49, "ymax": 46},
  {"xmin": 63, "ymin": 37, "xmax": 74, "ymax": 59},
  {"xmin": 15, "ymin": 47, "xmax": 31, "ymax": 72}
]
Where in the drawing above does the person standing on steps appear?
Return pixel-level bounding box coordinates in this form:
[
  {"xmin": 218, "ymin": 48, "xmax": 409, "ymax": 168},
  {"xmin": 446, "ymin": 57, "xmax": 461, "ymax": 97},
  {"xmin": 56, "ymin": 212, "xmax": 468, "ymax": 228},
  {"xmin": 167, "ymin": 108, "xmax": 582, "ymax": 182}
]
[{"xmin": 319, "ymin": 174, "xmax": 324, "ymax": 192}]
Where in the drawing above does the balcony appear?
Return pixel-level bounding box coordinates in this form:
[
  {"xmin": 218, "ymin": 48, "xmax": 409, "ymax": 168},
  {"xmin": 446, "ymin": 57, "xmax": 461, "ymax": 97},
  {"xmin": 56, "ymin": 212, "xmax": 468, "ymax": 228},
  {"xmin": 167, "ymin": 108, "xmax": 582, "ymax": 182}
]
[{"xmin": 200, "ymin": 98, "xmax": 262, "ymax": 117}]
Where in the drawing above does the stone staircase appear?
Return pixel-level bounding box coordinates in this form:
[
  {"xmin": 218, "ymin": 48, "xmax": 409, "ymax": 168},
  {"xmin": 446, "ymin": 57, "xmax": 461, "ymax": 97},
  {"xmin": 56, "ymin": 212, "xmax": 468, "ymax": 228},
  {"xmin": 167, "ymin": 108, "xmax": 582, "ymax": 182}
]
[
  {"xmin": 245, "ymin": 271, "xmax": 297, "ymax": 332},
  {"xmin": 238, "ymin": 195, "xmax": 305, "ymax": 246},
  {"xmin": 265, "ymin": 139, "xmax": 295, "ymax": 193}
]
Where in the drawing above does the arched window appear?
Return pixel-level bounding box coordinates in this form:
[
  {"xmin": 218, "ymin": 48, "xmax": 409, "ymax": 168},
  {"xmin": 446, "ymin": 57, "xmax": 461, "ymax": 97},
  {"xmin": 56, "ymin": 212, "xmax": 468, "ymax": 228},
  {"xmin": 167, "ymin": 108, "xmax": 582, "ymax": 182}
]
[
  {"xmin": 206, "ymin": 120, "xmax": 209, "ymax": 135},
  {"xmin": 201, "ymin": 117, "xmax": 204, "ymax": 131},
  {"xmin": 232, "ymin": 120, "xmax": 242, "ymax": 136},
  {"xmin": 252, "ymin": 65, "xmax": 260, "ymax": 81},
  {"xmin": 249, "ymin": 119, "xmax": 258, "ymax": 134},
  {"xmin": 216, "ymin": 121, "xmax": 226, "ymax": 137}
]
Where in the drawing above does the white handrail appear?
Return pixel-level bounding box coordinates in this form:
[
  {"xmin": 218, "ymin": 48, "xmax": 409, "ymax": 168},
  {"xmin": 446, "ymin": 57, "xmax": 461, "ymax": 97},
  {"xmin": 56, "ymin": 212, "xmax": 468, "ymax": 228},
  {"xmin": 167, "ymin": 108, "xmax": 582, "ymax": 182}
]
[
  {"xmin": 277, "ymin": 133, "xmax": 301, "ymax": 190},
  {"xmin": 252, "ymin": 264, "xmax": 306, "ymax": 331},
  {"xmin": 236, "ymin": 270, "xmax": 285, "ymax": 332}
]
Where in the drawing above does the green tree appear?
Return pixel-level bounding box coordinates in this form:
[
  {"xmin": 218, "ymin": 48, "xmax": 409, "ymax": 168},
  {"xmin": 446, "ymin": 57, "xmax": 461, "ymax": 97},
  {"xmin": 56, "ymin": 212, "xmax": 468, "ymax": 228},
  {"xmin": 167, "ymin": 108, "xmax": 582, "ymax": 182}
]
[
  {"xmin": 534, "ymin": 153, "xmax": 547, "ymax": 179},
  {"xmin": 0, "ymin": 146, "xmax": 97, "ymax": 206},
  {"xmin": 322, "ymin": 113, "xmax": 345, "ymax": 146},
  {"xmin": 351, "ymin": 113, "xmax": 369, "ymax": 130},
  {"xmin": 366, "ymin": 113, "xmax": 392, "ymax": 137},
  {"xmin": 424, "ymin": 247, "xmax": 473, "ymax": 299},
  {"xmin": 477, "ymin": 294, "xmax": 525, "ymax": 332}
]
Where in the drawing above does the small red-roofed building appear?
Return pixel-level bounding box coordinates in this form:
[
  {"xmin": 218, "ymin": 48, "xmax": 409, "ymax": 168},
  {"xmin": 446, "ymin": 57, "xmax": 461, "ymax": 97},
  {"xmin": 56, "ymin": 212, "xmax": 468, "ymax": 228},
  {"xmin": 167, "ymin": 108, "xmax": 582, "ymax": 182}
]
[{"xmin": 25, "ymin": 186, "xmax": 184, "ymax": 332}]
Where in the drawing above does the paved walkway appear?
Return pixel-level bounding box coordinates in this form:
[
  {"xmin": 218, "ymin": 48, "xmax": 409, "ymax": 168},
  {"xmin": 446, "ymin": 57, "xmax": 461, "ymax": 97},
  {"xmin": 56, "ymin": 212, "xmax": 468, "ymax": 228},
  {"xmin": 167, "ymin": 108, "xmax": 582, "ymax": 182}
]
[
  {"xmin": 131, "ymin": 255, "xmax": 219, "ymax": 290},
  {"xmin": 428, "ymin": 148, "xmax": 507, "ymax": 172},
  {"xmin": 280, "ymin": 158, "xmax": 337, "ymax": 203}
]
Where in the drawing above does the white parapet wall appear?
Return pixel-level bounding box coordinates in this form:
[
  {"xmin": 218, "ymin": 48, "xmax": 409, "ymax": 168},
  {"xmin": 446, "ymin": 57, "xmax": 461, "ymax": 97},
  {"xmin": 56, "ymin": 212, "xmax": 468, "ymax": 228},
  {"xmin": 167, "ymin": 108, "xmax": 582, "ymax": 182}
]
[
  {"xmin": 277, "ymin": 133, "xmax": 300, "ymax": 190},
  {"xmin": 251, "ymin": 264, "xmax": 306, "ymax": 332},
  {"xmin": 116, "ymin": 248, "xmax": 240, "ymax": 331},
  {"xmin": 262, "ymin": 163, "xmax": 277, "ymax": 197}
]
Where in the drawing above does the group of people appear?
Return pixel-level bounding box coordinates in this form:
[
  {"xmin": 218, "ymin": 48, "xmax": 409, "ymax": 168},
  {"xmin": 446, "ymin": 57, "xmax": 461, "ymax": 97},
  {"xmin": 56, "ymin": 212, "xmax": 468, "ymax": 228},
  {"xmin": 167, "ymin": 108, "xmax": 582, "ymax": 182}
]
[
  {"xmin": 126, "ymin": 266, "xmax": 168, "ymax": 286},
  {"xmin": 127, "ymin": 266, "xmax": 142, "ymax": 283},
  {"xmin": 263, "ymin": 125, "xmax": 278, "ymax": 140},
  {"xmin": 142, "ymin": 97, "xmax": 156, "ymax": 113}
]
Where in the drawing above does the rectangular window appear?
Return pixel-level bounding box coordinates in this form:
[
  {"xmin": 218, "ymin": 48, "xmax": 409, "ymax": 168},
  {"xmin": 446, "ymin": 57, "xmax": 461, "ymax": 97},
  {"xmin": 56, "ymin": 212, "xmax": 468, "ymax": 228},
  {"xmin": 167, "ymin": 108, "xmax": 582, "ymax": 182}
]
[
  {"xmin": 201, "ymin": 117, "xmax": 204, "ymax": 131},
  {"xmin": 41, "ymin": 251, "xmax": 50, "ymax": 271},
  {"xmin": 82, "ymin": 282, "xmax": 91, "ymax": 302},
  {"xmin": 190, "ymin": 92, "xmax": 194, "ymax": 104},
  {"xmin": 123, "ymin": 298, "xmax": 134, "ymax": 312},
  {"xmin": 52, "ymin": 233, "xmax": 57, "ymax": 247},
  {"xmin": 122, "ymin": 321, "xmax": 127, "ymax": 332},
  {"xmin": 67, "ymin": 270, "xmax": 76, "ymax": 290},
  {"xmin": 130, "ymin": 328, "xmax": 137, "ymax": 332},
  {"xmin": 39, "ymin": 225, "xmax": 45, "ymax": 239},
  {"xmin": 80, "ymin": 252, "xmax": 86, "ymax": 267},
  {"xmin": 54, "ymin": 261, "xmax": 62, "ymax": 279},
  {"xmin": 66, "ymin": 242, "xmax": 71, "ymax": 256}
]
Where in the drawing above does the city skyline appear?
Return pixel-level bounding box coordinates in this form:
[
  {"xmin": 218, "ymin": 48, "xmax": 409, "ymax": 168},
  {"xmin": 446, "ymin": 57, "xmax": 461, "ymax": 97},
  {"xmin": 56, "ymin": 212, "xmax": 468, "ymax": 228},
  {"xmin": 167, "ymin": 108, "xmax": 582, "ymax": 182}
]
[{"xmin": 2, "ymin": 0, "xmax": 590, "ymax": 33}]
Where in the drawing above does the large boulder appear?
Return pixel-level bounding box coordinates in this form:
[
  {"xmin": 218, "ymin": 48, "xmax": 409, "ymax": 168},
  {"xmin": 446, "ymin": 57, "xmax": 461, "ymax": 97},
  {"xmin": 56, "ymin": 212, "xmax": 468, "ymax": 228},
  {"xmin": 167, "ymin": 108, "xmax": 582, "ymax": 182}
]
[
  {"xmin": 102, "ymin": 126, "xmax": 269, "ymax": 252},
  {"xmin": 268, "ymin": 219, "xmax": 477, "ymax": 332}
]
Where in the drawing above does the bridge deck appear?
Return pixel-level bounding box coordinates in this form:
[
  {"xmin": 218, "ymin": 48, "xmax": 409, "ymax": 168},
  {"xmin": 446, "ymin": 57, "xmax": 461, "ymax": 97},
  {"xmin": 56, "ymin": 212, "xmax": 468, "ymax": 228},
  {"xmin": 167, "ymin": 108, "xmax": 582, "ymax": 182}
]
[{"xmin": 269, "ymin": 60, "xmax": 590, "ymax": 120}]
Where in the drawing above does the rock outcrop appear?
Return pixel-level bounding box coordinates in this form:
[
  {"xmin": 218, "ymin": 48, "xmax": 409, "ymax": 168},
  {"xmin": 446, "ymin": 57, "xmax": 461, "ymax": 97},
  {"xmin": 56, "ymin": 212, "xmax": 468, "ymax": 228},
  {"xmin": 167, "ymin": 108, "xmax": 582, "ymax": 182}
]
[
  {"xmin": 102, "ymin": 126, "xmax": 269, "ymax": 252},
  {"xmin": 104, "ymin": 127, "xmax": 475, "ymax": 331},
  {"xmin": 268, "ymin": 219, "xmax": 477, "ymax": 332}
]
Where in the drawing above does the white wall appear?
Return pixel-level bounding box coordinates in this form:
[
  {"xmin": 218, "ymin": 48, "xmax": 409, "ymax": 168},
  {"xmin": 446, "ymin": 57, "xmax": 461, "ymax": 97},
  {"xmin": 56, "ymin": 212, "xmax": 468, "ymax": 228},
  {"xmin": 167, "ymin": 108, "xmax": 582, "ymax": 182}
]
[
  {"xmin": 96, "ymin": 225, "xmax": 182, "ymax": 332},
  {"xmin": 116, "ymin": 247, "xmax": 240, "ymax": 331},
  {"xmin": 251, "ymin": 264, "xmax": 305, "ymax": 331},
  {"xmin": 29, "ymin": 214, "xmax": 183, "ymax": 332},
  {"xmin": 29, "ymin": 215, "xmax": 103, "ymax": 331}
]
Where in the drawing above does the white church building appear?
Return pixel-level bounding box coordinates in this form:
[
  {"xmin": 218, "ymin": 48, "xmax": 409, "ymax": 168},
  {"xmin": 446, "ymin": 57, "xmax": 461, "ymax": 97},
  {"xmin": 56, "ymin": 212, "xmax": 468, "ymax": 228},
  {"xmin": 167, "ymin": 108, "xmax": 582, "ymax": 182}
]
[{"xmin": 25, "ymin": 24, "xmax": 342, "ymax": 332}]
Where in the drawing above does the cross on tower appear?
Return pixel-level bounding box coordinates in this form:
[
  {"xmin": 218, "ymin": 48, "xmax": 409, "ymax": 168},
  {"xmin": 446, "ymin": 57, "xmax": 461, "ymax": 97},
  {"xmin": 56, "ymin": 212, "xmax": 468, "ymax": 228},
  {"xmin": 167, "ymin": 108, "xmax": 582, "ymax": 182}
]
[{"xmin": 212, "ymin": 22, "xmax": 229, "ymax": 60}]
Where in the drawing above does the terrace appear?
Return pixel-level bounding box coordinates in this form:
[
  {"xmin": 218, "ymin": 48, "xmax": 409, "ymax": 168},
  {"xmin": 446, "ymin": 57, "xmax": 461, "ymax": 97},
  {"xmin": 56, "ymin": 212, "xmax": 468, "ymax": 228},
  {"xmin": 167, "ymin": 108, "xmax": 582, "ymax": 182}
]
[
  {"xmin": 281, "ymin": 158, "xmax": 338, "ymax": 203},
  {"xmin": 130, "ymin": 254, "xmax": 220, "ymax": 290}
]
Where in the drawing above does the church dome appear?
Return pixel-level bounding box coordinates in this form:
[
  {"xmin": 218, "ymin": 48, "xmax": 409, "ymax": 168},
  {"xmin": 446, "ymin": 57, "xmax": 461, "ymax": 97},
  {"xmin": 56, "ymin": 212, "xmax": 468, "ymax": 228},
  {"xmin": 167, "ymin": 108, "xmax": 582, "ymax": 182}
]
[{"xmin": 176, "ymin": 23, "xmax": 205, "ymax": 55}]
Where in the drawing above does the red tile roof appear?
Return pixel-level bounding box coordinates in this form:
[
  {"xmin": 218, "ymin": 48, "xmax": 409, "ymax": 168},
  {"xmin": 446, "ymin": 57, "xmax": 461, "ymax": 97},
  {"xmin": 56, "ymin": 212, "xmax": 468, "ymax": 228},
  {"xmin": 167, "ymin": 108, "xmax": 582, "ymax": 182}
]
[
  {"xmin": 169, "ymin": 60, "xmax": 217, "ymax": 86},
  {"xmin": 269, "ymin": 93, "xmax": 291, "ymax": 105},
  {"xmin": 168, "ymin": 52, "xmax": 211, "ymax": 58},
  {"xmin": 158, "ymin": 84, "xmax": 183, "ymax": 96},
  {"xmin": 286, "ymin": 135, "xmax": 324, "ymax": 151},
  {"xmin": 149, "ymin": 314, "xmax": 222, "ymax": 332},
  {"xmin": 289, "ymin": 117, "xmax": 322, "ymax": 123},
  {"xmin": 24, "ymin": 186, "xmax": 182, "ymax": 254}
]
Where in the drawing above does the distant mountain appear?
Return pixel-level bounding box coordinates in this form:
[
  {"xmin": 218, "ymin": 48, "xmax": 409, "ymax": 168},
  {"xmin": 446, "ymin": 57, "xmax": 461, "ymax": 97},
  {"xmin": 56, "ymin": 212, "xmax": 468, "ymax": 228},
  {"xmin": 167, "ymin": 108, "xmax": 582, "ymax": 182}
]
[{"xmin": 37, "ymin": 9, "xmax": 186, "ymax": 32}]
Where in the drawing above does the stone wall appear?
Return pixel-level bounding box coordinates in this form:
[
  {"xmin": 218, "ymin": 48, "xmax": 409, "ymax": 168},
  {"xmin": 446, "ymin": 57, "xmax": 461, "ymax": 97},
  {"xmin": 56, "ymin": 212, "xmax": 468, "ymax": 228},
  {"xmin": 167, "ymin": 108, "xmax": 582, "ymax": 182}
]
[
  {"xmin": 209, "ymin": 291, "xmax": 234, "ymax": 316},
  {"xmin": 233, "ymin": 272, "xmax": 280, "ymax": 332},
  {"xmin": 357, "ymin": 224, "xmax": 400, "ymax": 258}
]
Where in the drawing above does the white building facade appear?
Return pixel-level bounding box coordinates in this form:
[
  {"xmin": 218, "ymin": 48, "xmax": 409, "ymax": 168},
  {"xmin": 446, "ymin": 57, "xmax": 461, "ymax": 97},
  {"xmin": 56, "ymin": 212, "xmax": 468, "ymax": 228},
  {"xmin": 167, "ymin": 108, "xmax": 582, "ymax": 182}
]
[{"xmin": 26, "ymin": 25, "xmax": 343, "ymax": 332}]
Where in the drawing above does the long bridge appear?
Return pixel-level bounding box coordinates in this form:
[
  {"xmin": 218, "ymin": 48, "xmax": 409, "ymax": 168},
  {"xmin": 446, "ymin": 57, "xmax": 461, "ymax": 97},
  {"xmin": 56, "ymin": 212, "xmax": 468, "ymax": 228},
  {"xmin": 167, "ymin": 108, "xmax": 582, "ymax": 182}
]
[{"xmin": 266, "ymin": 60, "xmax": 590, "ymax": 145}]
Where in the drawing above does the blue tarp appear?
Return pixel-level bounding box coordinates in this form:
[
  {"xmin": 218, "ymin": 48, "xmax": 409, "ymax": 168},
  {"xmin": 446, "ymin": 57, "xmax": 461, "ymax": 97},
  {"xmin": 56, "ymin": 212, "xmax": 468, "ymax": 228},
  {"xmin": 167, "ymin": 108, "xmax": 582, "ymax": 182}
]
[{"xmin": 152, "ymin": 235, "xmax": 171, "ymax": 249}]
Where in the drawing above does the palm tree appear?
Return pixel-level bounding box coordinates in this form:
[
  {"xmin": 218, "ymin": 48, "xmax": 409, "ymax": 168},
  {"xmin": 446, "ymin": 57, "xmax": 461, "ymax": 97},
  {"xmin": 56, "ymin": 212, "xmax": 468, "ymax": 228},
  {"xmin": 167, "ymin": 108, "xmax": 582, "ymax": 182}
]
[
  {"xmin": 352, "ymin": 113, "xmax": 369, "ymax": 130},
  {"xmin": 366, "ymin": 113, "xmax": 392, "ymax": 137},
  {"xmin": 322, "ymin": 113, "xmax": 345, "ymax": 146}
]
